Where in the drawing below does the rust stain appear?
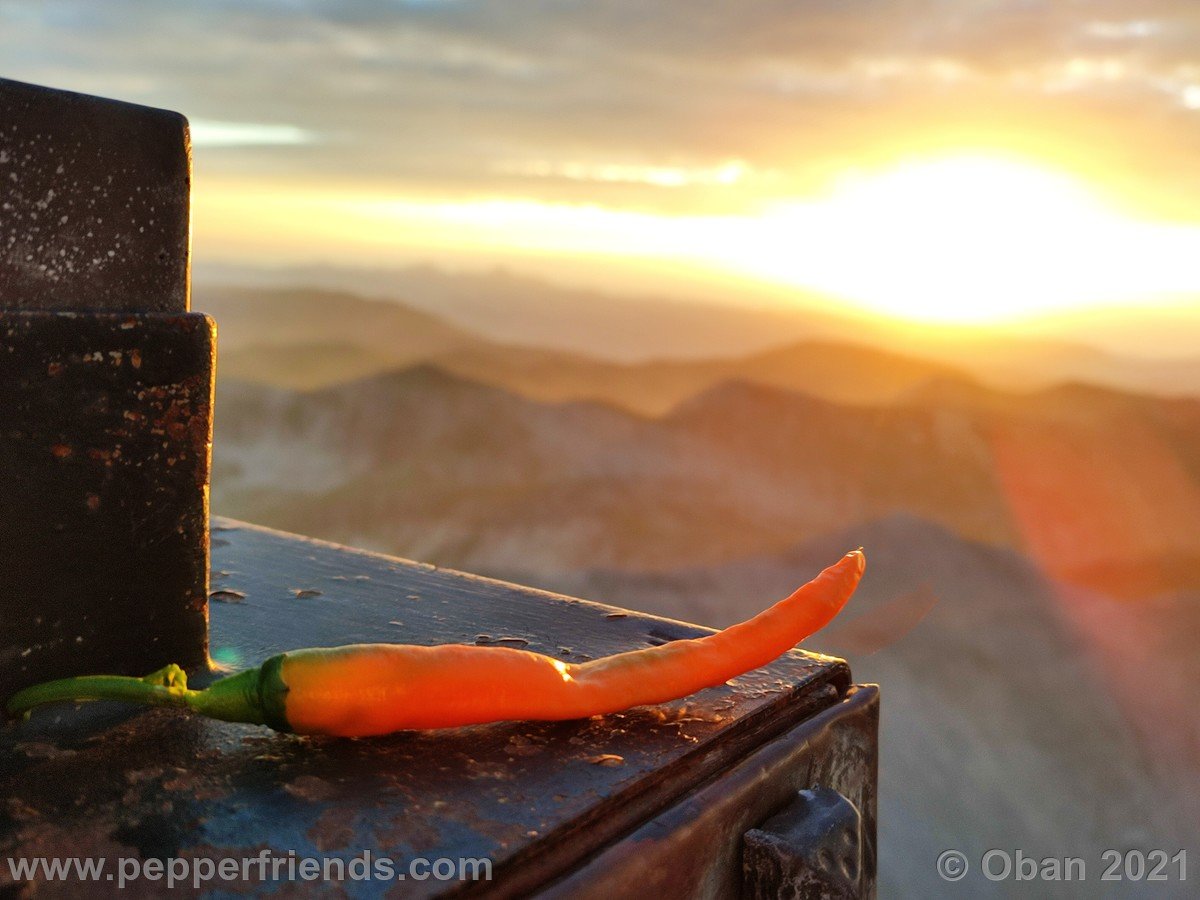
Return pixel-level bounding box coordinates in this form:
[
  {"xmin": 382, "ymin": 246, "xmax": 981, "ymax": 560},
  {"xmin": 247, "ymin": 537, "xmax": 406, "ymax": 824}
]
[
  {"xmin": 283, "ymin": 775, "xmax": 338, "ymax": 803},
  {"xmin": 370, "ymin": 808, "xmax": 452, "ymax": 860},
  {"xmin": 125, "ymin": 766, "xmax": 168, "ymax": 785},
  {"xmin": 506, "ymin": 734, "xmax": 546, "ymax": 758},
  {"xmin": 160, "ymin": 767, "xmax": 228, "ymax": 802},
  {"xmin": 14, "ymin": 742, "xmax": 77, "ymax": 761},
  {"xmin": 4, "ymin": 799, "xmax": 39, "ymax": 825},
  {"xmin": 306, "ymin": 805, "xmax": 358, "ymax": 854}
]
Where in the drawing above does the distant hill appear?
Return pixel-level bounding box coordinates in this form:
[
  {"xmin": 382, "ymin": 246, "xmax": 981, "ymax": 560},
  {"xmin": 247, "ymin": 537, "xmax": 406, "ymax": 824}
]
[
  {"xmin": 663, "ymin": 378, "xmax": 1018, "ymax": 548},
  {"xmin": 904, "ymin": 331, "xmax": 1200, "ymax": 400},
  {"xmin": 201, "ymin": 281, "xmax": 992, "ymax": 409},
  {"xmin": 218, "ymin": 341, "xmax": 403, "ymax": 391},
  {"xmin": 214, "ymin": 367, "xmax": 780, "ymax": 573},
  {"xmin": 213, "ymin": 364, "xmax": 1200, "ymax": 596},
  {"xmin": 194, "ymin": 270, "xmax": 1200, "ymax": 397},
  {"xmin": 197, "ymin": 280, "xmax": 1200, "ymax": 405},
  {"xmin": 435, "ymin": 339, "xmax": 972, "ymax": 414},
  {"xmin": 217, "ymin": 333, "xmax": 980, "ymax": 412},
  {"xmin": 198, "ymin": 264, "xmax": 864, "ymax": 362},
  {"xmin": 203, "ymin": 286, "xmax": 483, "ymax": 359}
]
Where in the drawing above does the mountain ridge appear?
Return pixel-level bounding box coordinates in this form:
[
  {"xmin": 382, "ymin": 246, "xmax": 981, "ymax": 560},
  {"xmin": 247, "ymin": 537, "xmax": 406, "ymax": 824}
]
[{"xmin": 199, "ymin": 280, "xmax": 1200, "ymax": 406}]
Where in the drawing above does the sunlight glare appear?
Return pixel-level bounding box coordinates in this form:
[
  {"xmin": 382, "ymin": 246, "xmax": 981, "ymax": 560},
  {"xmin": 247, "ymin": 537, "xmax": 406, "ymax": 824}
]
[
  {"xmin": 727, "ymin": 155, "xmax": 1200, "ymax": 324},
  {"xmin": 194, "ymin": 155, "xmax": 1200, "ymax": 329}
]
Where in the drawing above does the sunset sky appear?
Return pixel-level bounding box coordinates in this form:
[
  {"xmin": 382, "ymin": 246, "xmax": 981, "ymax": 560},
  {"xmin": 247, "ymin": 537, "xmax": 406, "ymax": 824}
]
[{"xmin": 5, "ymin": 1, "xmax": 1200, "ymax": 345}]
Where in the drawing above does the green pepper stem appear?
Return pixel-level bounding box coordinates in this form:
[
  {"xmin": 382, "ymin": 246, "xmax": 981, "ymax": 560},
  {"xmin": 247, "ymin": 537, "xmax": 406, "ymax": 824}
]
[
  {"xmin": 5, "ymin": 662, "xmax": 276, "ymax": 729},
  {"xmin": 6, "ymin": 664, "xmax": 196, "ymax": 718}
]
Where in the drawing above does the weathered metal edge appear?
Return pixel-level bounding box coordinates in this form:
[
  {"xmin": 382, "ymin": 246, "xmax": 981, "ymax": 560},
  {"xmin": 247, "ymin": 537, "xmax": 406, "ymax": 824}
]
[
  {"xmin": 473, "ymin": 677, "xmax": 853, "ymax": 898},
  {"xmin": 536, "ymin": 685, "xmax": 880, "ymax": 900}
]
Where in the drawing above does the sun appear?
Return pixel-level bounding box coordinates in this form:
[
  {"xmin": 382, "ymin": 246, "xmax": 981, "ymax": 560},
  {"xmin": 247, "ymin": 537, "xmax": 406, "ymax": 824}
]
[{"xmin": 722, "ymin": 154, "xmax": 1200, "ymax": 326}]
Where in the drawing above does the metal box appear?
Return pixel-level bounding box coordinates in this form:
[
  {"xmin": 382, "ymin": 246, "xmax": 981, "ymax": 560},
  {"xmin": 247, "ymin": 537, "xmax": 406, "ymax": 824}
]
[{"xmin": 1, "ymin": 522, "xmax": 877, "ymax": 896}]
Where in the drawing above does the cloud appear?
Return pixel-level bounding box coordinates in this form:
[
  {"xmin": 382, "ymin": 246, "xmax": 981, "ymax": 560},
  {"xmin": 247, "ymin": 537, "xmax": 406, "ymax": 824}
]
[
  {"xmin": 1085, "ymin": 20, "xmax": 1164, "ymax": 41},
  {"xmin": 3, "ymin": 0, "xmax": 1200, "ymax": 217},
  {"xmin": 494, "ymin": 159, "xmax": 749, "ymax": 189},
  {"xmin": 190, "ymin": 119, "xmax": 316, "ymax": 148}
]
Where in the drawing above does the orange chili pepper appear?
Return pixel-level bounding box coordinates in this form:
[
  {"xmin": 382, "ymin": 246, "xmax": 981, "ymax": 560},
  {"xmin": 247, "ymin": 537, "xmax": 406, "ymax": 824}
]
[{"xmin": 6, "ymin": 551, "xmax": 864, "ymax": 737}]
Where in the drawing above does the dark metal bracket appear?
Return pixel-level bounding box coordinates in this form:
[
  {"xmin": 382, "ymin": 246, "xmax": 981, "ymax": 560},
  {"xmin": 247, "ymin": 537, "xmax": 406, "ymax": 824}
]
[
  {"xmin": 743, "ymin": 785, "xmax": 866, "ymax": 898},
  {"xmin": 0, "ymin": 77, "xmax": 213, "ymax": 698}
]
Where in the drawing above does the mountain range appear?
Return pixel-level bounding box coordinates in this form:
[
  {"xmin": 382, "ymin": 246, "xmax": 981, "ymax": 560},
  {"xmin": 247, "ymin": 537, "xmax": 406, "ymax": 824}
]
[
  {"xmin": 199, "ymin": 267, "xmax": 1200, "ymax": 398},
  {"xmin": 211, "ymin": 338, "xmax": 1200, "ymax": 596}
]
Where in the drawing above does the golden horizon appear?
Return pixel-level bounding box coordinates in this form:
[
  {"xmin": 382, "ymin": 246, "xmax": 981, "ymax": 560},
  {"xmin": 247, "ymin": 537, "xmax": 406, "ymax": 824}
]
[{"xmin": 193, "ymin": 151, "xmax": 1200, "ymax": 331}]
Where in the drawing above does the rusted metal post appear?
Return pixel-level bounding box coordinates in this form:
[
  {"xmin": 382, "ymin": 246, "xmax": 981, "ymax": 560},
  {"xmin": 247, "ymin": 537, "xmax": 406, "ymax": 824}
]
[{"xmin": 0, "ymin": 78, "xmax": 213, "ymax": 699}]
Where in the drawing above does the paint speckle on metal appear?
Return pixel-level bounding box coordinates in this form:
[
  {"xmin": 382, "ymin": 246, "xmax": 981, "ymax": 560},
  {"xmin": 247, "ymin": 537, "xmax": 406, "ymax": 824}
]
[{"xmin": 0, "ymin": 77, "xmax": 190, "ymax": 313}]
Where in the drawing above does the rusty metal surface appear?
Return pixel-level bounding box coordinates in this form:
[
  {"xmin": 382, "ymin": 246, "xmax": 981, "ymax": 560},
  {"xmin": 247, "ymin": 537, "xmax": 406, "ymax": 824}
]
[
  {"xmin": 0, "ymin": 77, "xmax": 191, "ymax": 312},
  {"xmin": 0, "ymin": 311, "xmax": 214, "ymax": 700},
  {"xmin": 540, "ymin": 686, "xmax": 879, "ymax": 900},
  {"xmin": 1, "ymin": 521, "xmax": 855, "ymax": 897}
]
